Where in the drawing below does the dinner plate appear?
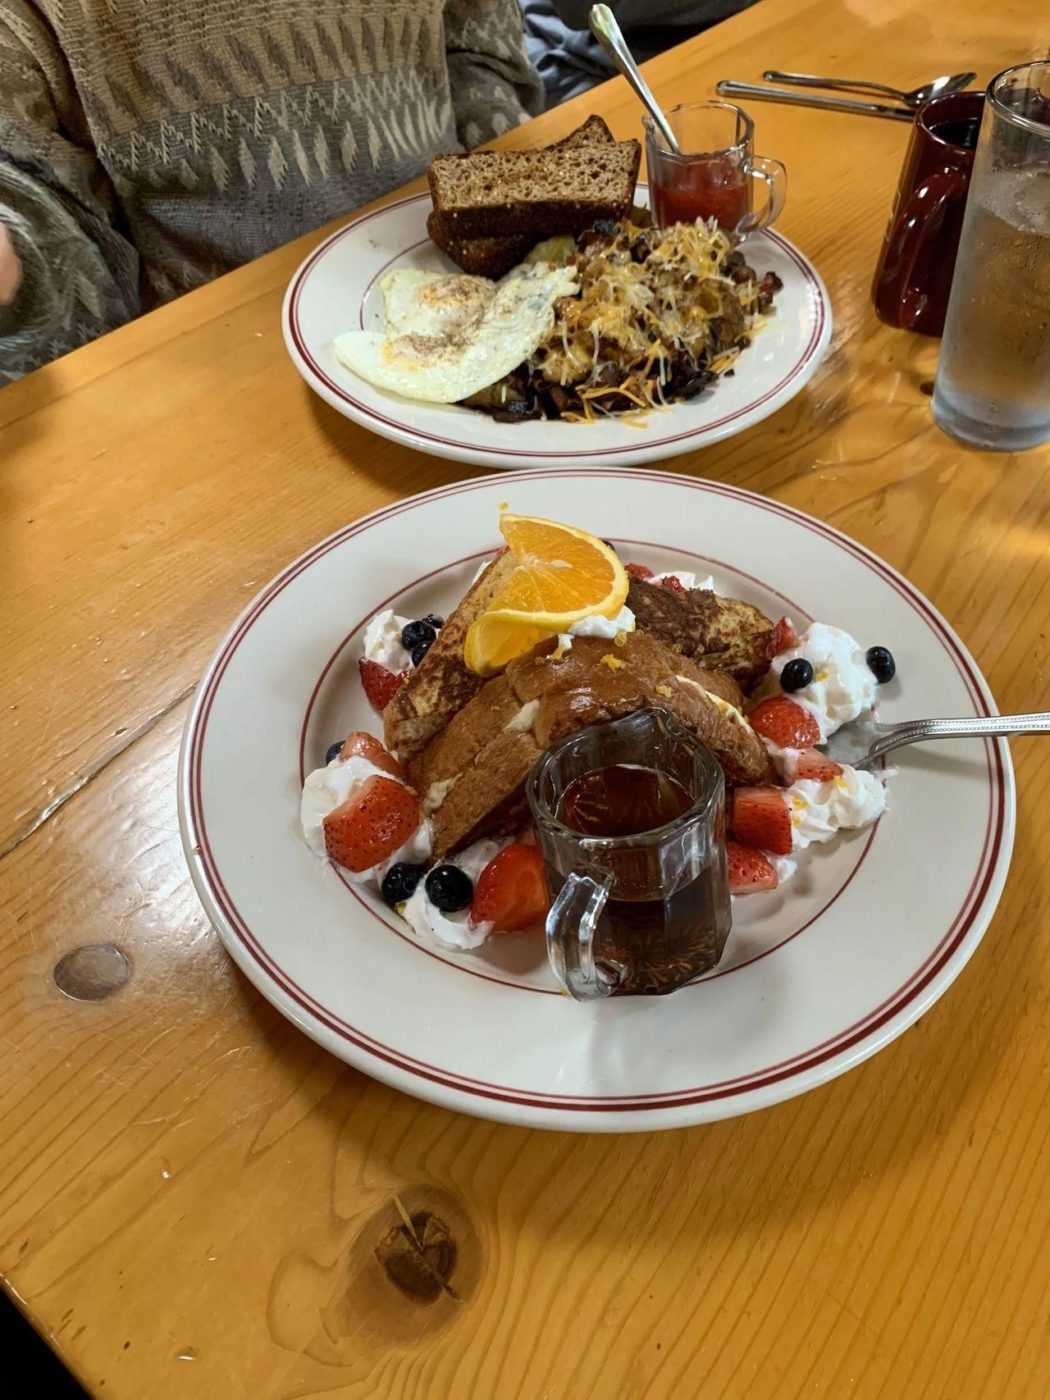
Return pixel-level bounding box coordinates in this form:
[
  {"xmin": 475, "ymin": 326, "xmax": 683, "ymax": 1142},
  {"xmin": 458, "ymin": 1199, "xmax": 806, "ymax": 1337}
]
[
  {"xmin": 282, "ymin": 187, "xmax": 832, "ymax": 470},
  {"xmin": 178, "ymin": 471, "xmax": 1014, "ymax": 1132}
]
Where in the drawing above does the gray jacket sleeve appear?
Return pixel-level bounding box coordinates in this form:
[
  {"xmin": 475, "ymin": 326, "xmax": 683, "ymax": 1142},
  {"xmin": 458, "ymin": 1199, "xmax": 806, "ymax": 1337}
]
[
  {"xmin": 443, "ymin": 0, "xmax": 544, "ymax": 151},
  {"xmin": 0, "ymin": 1, "xmax": 140, "ymax": 385}
]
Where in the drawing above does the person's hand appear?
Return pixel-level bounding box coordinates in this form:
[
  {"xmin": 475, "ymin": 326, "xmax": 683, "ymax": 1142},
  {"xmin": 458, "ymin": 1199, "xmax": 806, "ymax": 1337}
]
[{"xmin": 0, "ymin": 223, "xmax": 23, "ymax": 305}]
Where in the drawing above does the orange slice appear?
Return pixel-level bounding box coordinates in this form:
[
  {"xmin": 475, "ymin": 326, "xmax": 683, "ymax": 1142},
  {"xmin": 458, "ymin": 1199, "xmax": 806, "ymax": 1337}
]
[{"xmin": 464, "ymin": 514, "xmax": 628, "ymax": 676}]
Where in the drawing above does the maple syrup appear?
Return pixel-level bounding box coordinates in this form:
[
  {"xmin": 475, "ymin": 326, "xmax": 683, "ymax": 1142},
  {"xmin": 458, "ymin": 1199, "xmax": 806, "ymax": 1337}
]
[{"xmin": 554, "ymin": 764, "xmax": 729, "ymax": 995}]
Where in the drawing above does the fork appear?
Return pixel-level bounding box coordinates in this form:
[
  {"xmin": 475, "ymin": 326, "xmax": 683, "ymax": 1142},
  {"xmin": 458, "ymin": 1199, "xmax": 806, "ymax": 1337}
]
[{"xmin": 822, "ymin": 712, "xmax": 1050, "ymax": 771}]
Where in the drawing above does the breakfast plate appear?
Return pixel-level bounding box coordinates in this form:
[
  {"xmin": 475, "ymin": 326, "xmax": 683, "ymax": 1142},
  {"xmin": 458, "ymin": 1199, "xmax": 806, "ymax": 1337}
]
[
  {"xmin": 179, "ymin": 470, "xmax": 1014, "ymax": 1132},
  {"xmin": 282, "ymin": 187, "xmax": 832, "ymax": 471}
]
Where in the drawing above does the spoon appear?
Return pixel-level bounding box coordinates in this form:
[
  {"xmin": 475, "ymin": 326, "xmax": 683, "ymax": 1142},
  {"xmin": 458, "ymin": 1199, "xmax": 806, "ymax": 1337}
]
[
  {"xmin": 822, "ymin": 711, "xmax": 1050, "ymax": 771},
  {"xmin": 762, "ymin": 71, "xmax": 977, "ymax": 109},
  {"xmin": 589, "ymin": 4, "xmax": 680, "ymax": 152}
]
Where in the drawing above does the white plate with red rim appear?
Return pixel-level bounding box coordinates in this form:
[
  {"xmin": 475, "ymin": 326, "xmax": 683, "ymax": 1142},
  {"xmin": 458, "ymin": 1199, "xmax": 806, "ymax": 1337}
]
[
  {"xmin": 282, "ymin": 186, "xmax": 832, "ymax": 470},
  {"xmin": 179, "ymin": 470, "xmax": 1014, "ymax": 1132}
]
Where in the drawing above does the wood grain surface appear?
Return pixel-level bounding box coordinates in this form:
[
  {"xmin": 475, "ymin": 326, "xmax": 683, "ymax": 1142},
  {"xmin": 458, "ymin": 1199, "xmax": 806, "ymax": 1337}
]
[{"xmin": 2, "ymin": 1, "xmax": 1049, "ymax": 1396}]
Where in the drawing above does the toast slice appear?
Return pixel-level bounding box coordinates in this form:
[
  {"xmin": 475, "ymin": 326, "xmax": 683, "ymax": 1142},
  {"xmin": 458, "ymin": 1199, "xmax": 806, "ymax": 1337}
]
[
  {"xmin": 627, "ymin": 577, "xmax": 775, "ymax": 695},
  {"xmin": 408, "ymin": 632, "xmax": 776, "ymax": 857},
  {"xmin": 425, "ymin": 213, "xmax": 535, "ymax": 281},
  {"xmin": 382, "ymin": 552, "xmax": 516, "ymax": 763},
  {"xmin": 427, "ymin": 117, "xmax": 617, "ymax": 278},
  {"xmin": 428, "ymin": 138, "xmax": 641, "ymax": 241}
]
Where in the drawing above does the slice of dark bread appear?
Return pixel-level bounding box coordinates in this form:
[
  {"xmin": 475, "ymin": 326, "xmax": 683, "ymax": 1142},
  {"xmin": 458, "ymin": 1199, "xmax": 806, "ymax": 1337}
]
[
  {"xmin": 425, "ymin": 213, "xmax": 535, "ymax": 279},
  {"xmin": 427, "ymin": 116, "xmax": 616, "ymax": 277},
  {"xmin": 428, "ymin": 136, "xmax": 640, "ymax": 241}
]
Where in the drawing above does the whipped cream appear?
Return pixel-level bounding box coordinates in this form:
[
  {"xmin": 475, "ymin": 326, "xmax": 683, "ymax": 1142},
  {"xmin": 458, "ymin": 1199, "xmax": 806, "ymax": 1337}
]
[
  {"xmin": 786, "ymin": 767, "xmax": 887, "ymax": 850},
  {"xmin": 401, "ymin": 837, "xmax": 510, "ymax": 950},
  {"xmin": 649, "ymin": 570, "xmax": 716, "ymax": 592},
  {"xmin": 300, "ymin": 752, "xmax": 432, "ymax": 879},
  {"xmin": 558, "ymin": 603, "xmax": 636, "ymax": 652},
  {"xmin": 362, "ymin": 609, "xmax": 412, "ymax": 672},
  {"xmin": 769, "ymin": 854, "xmax": 797, "ymax": 886},
  {"xmin": 771, "ymin": 623, "xmax": 877, "ymax": 741}
]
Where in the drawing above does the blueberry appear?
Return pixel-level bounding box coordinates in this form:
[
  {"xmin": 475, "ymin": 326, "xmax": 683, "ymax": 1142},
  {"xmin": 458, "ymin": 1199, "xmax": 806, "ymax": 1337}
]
[
  {"xmin": 425, "ymin": 864, "xmax": 474, "ymax": 913},
  {"xmin": 324, "ymin": 740, "xmax": 344, "ymax": 765},
  {"xmin": 401, "ymin": 619, "xmax": 437, "ymax": 653},
  {"xmin": 381, "ymin": 862, "xmax": 426, "ymax": 908},
  {"xmin": 422, "ymin": 613, "xmax": 444, "ymax": 630},
  {"xmin": 410, "ymin": 639, "xmax": 433, "ymax": 667},
  {"xmin": 602, "ymin": 539, "xmax": 618, "ymax": 553},
  {"xmin": 866, "ymin": 645, "xmax": 896, "ymax": 683},
  {"xmin": 780, "ymin": 658, "xmax": 814, "ymax": 693}
]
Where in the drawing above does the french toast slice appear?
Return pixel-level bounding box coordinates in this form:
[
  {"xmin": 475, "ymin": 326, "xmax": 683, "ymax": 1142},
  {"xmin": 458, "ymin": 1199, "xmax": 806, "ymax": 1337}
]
[
  {"xmin": 382, "ymin": 552, "xmax": 516, "ymax": 762},
  {"xmin": 409, "ymin": 632, "xmax": 776, "ymax": 858},
  {"xmin": 626, "ymin": 576, "xmax": 775, "ymax": 694}
]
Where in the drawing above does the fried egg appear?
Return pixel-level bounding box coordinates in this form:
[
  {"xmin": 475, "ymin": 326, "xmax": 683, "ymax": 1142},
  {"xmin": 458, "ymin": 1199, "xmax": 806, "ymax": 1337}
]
[
  {"xmin": 381, "ymin": 269, "xmax": 494, "ymax": 339},
  {"xmin": 334, "ymin": 263, "xmax": 579, "ymax": 405}
]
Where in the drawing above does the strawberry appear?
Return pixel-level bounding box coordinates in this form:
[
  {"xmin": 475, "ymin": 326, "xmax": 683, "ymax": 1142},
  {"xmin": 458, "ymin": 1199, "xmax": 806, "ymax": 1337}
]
[
  {"xmin": 471, "ymin": 843, "xmax": 550, "ymax": 932},
  {"xmin": 792, "ymin": 747, "xmax": 843, "ymax": 782},
  {"xmin": 747, "ymin": 694, "xmax": 820, "ymax": 749},
  {"xmin": 338, "ymin": 731, "xmax": 405, "ymax": 781},
  {"xmin": 725, "ymin": 840, "xmax": 779, "ymax": 894},
  {"xmin": 659, "ymin": 574, "xmax": 686, "ymax": 595},
  {"xmin": 323, "ymin": 776, "xmax": 421, "ymax": 873},
  {"xmin": 731, "ymin": 786, "xmax": 793, "ymax": 855},
  {"xmin": 769, "ymin": 616, "xmax": 801, "ymax": 656},
  {"xmin": 625, "ymin": 562, "xmax": 653, "ymax": 579},
  {"xmin": 359, "ymin": 658, "xmax": 406, "ymax": 714}
]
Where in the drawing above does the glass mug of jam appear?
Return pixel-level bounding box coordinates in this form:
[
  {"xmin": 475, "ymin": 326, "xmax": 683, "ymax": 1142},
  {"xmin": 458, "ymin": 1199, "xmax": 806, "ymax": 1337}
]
[
  {"xmin": 526, "ymin": 708, "xmax": 732, "ymax": 1000},
  {"xmin": 643, "ymin": 101, "xmax": 786, "ymax": 236}
]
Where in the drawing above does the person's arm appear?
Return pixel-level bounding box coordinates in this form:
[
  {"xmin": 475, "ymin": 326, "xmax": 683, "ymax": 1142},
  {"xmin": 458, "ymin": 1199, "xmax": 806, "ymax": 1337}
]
[
  {"xmin": 443, "ymin": 0, "xmax": 544, "ymax": 150},
  {"xmin": 0, "ymin": 1, "xmax": 140, "ymax": 385}
]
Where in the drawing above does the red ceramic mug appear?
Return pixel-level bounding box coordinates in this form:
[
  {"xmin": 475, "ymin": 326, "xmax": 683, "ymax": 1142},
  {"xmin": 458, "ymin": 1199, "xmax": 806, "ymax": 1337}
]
[{"xmin": 872, "ymin": 91, "xmax": 984, "ymax": 336}]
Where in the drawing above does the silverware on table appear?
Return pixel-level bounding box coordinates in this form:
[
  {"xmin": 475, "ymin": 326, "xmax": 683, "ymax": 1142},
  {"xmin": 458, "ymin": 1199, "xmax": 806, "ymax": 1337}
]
[
  {"xmin": 716, "ymin": 80, "xmax": 914, "ymax": 120},
  {"xmin": 823, "ymin": 712, "xmax": 1050, "ymax": 771},
  {"xmin": 589, "ymin": 4, "xmax": 681, "ymax": 152},
  {"xmin": 762, "ymin": 71, "xmax": 976, "ymax": 108}
]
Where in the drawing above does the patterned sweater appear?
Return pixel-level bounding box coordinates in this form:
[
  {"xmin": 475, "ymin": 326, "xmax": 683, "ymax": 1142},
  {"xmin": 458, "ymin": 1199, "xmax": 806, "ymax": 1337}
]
[{"xmin": 0, "ymin": 0, "xmax": 541, "ymax": 382}]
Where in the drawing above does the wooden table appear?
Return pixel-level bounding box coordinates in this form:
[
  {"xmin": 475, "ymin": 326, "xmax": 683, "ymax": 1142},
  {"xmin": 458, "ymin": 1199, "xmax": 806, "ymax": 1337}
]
[{"xmin": 2, "ymin": 1, "xmax": 1048, "ymax": 1395}]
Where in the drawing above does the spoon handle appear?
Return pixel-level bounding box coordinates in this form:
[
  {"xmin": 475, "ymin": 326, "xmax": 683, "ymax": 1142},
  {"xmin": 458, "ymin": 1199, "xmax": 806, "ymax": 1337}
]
[
  {"xmin": 716, "ymin": 80, "xmax": 913, "ymax": 122},
  {"xmin": 763, "ymin": 70, "xmax": 908, "ymax": 102},
  {"xmin": 589, "ymin": 5, "xmax": 680, "ymax": 152},
  {"xmin": 860, "ymin": 712, "xmax": 1050, "ymax": 767}
]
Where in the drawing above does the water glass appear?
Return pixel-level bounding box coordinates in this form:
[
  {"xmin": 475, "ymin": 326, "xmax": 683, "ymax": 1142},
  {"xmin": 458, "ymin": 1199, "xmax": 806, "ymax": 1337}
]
[{"xmin": 932, "ymin": 61, "xmax": 1050, "ymax": 450}]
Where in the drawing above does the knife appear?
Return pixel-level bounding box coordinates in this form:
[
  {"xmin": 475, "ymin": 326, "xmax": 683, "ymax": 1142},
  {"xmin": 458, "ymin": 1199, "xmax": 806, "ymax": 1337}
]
[{"xmin": 716, "ymin": 80, "xmax": 914, "ymax": 122}]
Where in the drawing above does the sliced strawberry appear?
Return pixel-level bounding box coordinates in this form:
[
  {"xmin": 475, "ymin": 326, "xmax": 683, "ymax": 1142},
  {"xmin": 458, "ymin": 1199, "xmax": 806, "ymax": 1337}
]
[
  {"xmin": 792, "ymin": 747, "xmax": 843, "ymax": 782},
  {"xmin": 338, "ymin": 731, "xmax": 405, "ymax": 780},
  {"xmin": 769, "ymin": 616, "xmax": 801, "ymax": 656},
  {"xmin": 731, "ymin": 786, "xmax": 793, "ymax": 855},
  {"xmin": 471, "ymin": 843, "xmax": 549, "ymax": 932},
  {"xmin": 660, "ymin": 574, "xmax": 686, "ymax": 595},
  {"xmin": 625, "ymin": 562, "xmax": 654, "ymax": 579},
  {"xmin": 359, "ymin": 658, "xmax": 406, "ymax": 714},
  {"xmin": 323, "ymin": 775, "xmax": 421, "ymax": 873},
  {"xmin": 726, "ymin": 840, "xmax": 779, "ymax": 894},
  {"xmin": 748, "ymin": 694, "xmax": 820, "ymax": 749}
]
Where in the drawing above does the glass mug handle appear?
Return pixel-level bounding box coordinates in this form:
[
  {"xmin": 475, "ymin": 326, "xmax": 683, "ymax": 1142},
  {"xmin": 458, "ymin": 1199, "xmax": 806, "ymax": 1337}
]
[
  {"xmin": 739, "ymin": 155, "xmax": 787, "ymax": 235},
  {"xmin": 545, "ymin": 872, "xmax": 618, "ymax": 1001}
]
